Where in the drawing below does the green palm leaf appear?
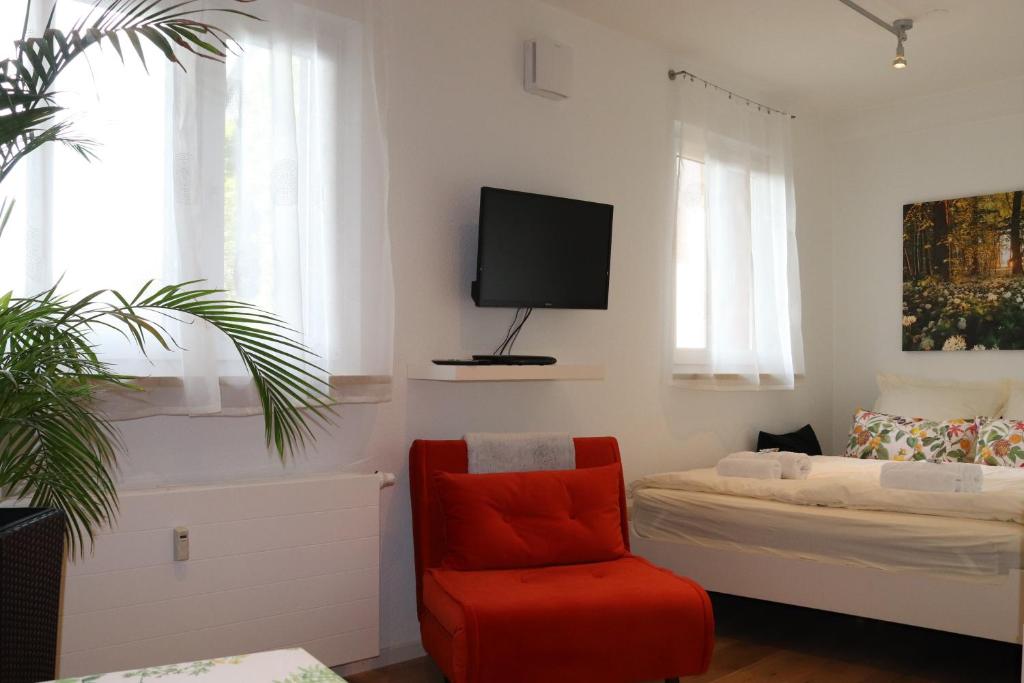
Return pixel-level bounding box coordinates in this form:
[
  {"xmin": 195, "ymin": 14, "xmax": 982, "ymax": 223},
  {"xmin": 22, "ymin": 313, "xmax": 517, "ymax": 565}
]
[{"xmin": 0, "ymin": 282, "xmax": 333, "ymax": 554}]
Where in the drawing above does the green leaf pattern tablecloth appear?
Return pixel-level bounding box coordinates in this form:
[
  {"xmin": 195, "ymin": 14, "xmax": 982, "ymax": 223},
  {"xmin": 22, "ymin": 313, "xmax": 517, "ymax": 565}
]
[{"xmin": 49, "ymin": 648, "xmax": 347, "ymax": 683}]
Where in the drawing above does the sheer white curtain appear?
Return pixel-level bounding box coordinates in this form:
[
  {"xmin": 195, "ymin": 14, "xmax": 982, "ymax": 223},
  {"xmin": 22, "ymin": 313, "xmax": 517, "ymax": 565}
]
[
  {"xmin": 0, "ymin": 0, "xmax": 393, "ymax": 417},
  {"xmin": 668, "ymin": 81, "xmax": 804, "ymax": 390}
]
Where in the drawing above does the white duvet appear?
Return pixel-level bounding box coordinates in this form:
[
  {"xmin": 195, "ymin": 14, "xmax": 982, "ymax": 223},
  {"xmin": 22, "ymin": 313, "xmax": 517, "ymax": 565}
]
[{"xmin": 630, "ymin": 456, "xmax": 1024, "ymax": 525}]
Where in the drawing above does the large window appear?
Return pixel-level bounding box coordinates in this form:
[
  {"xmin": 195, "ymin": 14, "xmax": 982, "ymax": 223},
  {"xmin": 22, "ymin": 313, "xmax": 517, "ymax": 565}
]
[{"xmin": 0, "ymin": 0, "xmax": 393, "ymax": 413}]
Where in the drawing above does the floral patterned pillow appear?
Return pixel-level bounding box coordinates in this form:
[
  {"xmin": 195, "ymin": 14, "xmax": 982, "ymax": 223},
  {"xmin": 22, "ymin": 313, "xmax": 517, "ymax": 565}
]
[
  {"xmin": 975, "ymin": 418, "xmax": 1024, "ymax": 467},
  {"xmin": 845, "ymin": 409, "xmax": 978, "ymax": 463}
]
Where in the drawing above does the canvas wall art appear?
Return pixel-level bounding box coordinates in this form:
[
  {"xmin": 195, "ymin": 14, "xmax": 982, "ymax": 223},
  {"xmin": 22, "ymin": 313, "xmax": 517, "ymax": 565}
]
[{"xmin": 903, "ymin": 189, "xmax": 1024, "ymax": 351}]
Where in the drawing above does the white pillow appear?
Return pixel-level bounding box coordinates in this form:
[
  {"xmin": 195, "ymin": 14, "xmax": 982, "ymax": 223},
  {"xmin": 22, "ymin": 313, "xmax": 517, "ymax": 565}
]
[
  {"xmin": 1002, "ymin": 383, "xmax": 1024, "ymax": 418},
  {"xmin": 872, "ymin": 374, "xmax": 1008, "ymax": 421}
]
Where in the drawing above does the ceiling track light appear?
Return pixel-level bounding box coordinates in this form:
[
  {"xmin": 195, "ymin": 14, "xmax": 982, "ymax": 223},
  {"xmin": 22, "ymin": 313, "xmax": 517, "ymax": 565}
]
[
  {"xmin": 837, "ymin": 0, "xmax": 914, "ymax": 70},
  {"xmin": 892, "ymin": 19, "xmax": 912, "ymax": 69}
]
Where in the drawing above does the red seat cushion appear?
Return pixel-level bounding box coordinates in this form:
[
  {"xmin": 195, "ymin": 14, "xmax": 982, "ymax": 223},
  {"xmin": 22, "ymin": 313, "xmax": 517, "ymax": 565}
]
[
  {"xmin": 434, "ymin": 465, "xmax": 626, "ymax": 570},
  {"xmin": 422, "ymin": 555, "xmax": 714, "ymax": 683}
]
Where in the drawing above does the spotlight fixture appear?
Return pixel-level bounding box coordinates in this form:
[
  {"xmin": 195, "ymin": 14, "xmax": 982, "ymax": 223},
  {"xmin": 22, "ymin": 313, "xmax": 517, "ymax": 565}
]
[
  {"xmin": 893, "ymin": 39, "xmax": 907, "ymax": 68},
  {"xmin": 892, "ymin": 19, "xmax": 912, "ymax": 69},
  {"xmin": 837, "ymin": 0, "xmax": 915, "ymax": 70}
]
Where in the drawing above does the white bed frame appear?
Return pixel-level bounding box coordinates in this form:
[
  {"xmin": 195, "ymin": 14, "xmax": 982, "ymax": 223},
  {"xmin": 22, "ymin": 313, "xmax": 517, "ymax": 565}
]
[{"xmin": 630, "ymin": 527, "xmax": 1024, "ymax": 644}]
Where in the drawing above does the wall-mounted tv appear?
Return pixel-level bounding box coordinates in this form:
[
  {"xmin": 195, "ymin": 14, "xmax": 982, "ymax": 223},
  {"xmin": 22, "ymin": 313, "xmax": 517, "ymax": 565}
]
[{"xmin": 471, "ymin": 187, "xmax": 613, "ymax": 309}]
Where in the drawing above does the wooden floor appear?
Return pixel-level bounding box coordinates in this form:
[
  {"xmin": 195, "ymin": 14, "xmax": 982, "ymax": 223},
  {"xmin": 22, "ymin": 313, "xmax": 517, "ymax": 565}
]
[{"xmin": 345, "ymin": 593, "xmax": 1021, "ymax": 683}]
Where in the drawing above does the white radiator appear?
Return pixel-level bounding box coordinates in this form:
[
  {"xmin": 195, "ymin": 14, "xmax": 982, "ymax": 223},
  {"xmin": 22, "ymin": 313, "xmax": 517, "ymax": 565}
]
[{"xmin": 58, "ymin": 472, "xmax": 384, "ymax": 677}]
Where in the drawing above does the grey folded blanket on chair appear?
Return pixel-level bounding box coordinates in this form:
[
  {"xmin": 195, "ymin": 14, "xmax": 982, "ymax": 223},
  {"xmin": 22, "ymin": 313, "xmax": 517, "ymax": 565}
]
[{"xmin": 465, "ymin": 432, "xmax": 576, "ymax": 473}]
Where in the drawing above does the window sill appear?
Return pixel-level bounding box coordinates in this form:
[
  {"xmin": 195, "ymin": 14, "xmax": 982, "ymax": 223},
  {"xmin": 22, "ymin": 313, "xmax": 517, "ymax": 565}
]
[
  {"xmin": 93, "ymin": 374, "xmax": 392, "ymax": 421},
  {"xmin": 671, "ymin": 372, "xmax": 806, "ymax": 391}
]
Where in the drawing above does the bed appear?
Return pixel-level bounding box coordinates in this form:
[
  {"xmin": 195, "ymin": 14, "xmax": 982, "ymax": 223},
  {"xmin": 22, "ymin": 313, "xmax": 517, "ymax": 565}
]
[{"xmin": 629, "ymin": 456, "xmax": 1024, "ymax": 643}]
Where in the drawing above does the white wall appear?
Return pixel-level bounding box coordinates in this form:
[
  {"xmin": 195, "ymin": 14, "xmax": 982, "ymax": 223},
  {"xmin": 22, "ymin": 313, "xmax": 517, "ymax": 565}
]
[
  {"xmin": 108, "ymin": 0, "xmax": 836, "ymax": 660},
  {"xmin": 828, "ymin": 76, "xmax": 1024, "ymax": 451}
]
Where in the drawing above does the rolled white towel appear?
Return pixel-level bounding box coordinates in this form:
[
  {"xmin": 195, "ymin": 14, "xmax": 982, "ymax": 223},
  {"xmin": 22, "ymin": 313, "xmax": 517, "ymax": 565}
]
[
  {"xmin": 716, "ymin": 457, "xmax": 782, "ymax": 480},
  {"xmin": 724, "ymin": 451, "xmax": 812, "ymax": 480},
  {"xmin": 879, "ymin": 461, "xmax": 984, "ymax": 493},
  {"xmin": 774, "ymin": 451, "xmax": 813, "ymax": 480}
]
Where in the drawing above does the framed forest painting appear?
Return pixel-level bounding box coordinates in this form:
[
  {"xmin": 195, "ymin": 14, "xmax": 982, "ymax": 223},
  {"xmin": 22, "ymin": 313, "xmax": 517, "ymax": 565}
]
[{"xmin": 903, "ymin": 189, "xmax": 1024, "ymax": 351}]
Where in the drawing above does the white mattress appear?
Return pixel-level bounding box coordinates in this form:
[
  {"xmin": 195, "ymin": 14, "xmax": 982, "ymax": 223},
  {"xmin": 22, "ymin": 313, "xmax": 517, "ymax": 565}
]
[
  {"xmin": 631, "ymin": 456, "xmax": 1024, "ymax": 524},
  {"xmin": 632, "ymin": 486, "xmax": 1024, "ymax": 579}
]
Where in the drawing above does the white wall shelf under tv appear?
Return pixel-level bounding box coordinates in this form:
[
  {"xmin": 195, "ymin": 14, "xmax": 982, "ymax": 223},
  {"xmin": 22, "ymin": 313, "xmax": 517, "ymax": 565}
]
[{"xmin": 407, "ymin": 363, "xmax": 605, "ymax": 382}]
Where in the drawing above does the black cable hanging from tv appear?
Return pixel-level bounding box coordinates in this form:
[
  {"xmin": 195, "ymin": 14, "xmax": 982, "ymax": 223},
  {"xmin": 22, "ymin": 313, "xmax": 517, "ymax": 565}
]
[
  {"xmin": 505, "ymin": 307, "xmax": 532, "ymax": 354},
  {"xmin": 493, "ymin": 307, "xmax": 523, "ymax": 355},
  {"xmin": 493, "ymin": 307, "xmax": 533, "ymax": 356}
]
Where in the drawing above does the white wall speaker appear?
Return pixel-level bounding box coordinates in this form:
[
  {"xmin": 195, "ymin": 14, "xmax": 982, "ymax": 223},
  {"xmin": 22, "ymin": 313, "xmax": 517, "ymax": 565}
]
[{"xmin": 524, "ymin": 38, "xmax": 573, "ymax": 100}]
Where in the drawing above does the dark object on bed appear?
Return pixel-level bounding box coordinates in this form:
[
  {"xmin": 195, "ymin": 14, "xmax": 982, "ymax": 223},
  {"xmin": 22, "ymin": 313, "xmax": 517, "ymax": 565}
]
[{"xmin": 757, "ymin": 424, "xmax": 822, "ymax": 455}]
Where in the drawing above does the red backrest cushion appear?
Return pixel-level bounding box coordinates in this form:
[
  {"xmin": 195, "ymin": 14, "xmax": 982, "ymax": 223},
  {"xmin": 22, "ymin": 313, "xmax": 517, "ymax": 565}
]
[
  {"xmin": 409, "ymin": 437, "xmax": 627, "ymax": 617},
  {"xmin": 434, "ymin": 465, "xmax": 627, "ymax": 570}
]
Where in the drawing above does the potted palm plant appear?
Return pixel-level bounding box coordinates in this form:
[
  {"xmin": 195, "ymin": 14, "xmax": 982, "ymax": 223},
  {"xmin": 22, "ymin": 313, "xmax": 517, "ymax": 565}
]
[{"xmin": 0, "ymin": 2, "xmax": 333, "ymax": 680}]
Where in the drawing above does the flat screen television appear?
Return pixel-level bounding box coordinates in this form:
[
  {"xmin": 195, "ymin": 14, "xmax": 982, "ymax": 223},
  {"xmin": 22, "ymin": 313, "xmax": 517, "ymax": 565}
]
[{"xmin": 471, "ymin": 187, "xmax": 613, "ymax": 309}]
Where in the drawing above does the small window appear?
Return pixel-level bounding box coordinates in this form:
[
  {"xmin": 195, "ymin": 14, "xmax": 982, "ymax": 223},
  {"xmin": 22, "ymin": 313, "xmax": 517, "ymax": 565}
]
[{"xmin": 668, "ymin": 89, "xmax": 802, "ymax": 388}]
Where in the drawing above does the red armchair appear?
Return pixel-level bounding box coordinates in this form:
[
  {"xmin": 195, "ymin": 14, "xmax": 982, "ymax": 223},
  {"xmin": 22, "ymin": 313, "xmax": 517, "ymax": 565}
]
[{"xmin": 409, "ymin": 437, "xmax": 714, "ymax": 683}]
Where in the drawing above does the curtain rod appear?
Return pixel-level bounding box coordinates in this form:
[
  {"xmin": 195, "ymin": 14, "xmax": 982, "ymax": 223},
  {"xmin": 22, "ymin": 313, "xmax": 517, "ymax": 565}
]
[{"xmin": 668, "ymin": 69, "xmax": 797, "ymax": 120}]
